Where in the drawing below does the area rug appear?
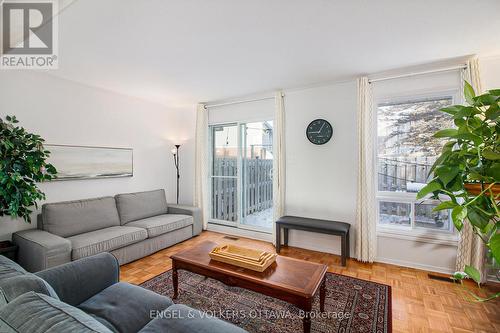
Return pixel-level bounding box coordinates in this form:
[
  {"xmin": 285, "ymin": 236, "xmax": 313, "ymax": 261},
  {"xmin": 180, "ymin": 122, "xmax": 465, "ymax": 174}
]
[{"xmin": 140, "ymin": 270, "xmax": 392, "ymax": 333}]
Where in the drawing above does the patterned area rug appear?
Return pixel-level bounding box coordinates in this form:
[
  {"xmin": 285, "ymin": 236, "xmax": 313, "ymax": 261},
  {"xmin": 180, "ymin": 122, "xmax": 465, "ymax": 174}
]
[{"xmin": 140, "ymin": 270, "xmax": 392, "ymax": 333}]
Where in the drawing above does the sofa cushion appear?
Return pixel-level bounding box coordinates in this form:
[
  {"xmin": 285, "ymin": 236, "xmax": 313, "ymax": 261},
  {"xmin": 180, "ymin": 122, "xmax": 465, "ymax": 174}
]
[
  {"xmin": 0, "ymin": 290, "xmax": 6, "ymax": 308},
  {"xmin": 42, "ymin": 197, "xmax": 120, "ymax": 237},
  {"xmin": 0, "ymin": 291, "xmax": 112, "ymax": 333},
  {"xmin": 115, "ymin": 189, "xmax": 169, "ymax": 224},
  {"xmin": 126, "ymin": 214, "xmax": 193, "ymax": 238},
  {"xmin": 140, "ymin": 304, "xmax": 248, "ymax": 333},
  {"xmin": 68, "ymin": 226, "xmax": 147, "ymax": 260},
  {"xmin": 35, "ymin": 253, "xmax": 119, "ymax": 307},
  {"xmin": 0, "ymin": 255, "xmax": 58, "ymax": 305},
  {"xmin": 79, "ymin": 282, "xmax": 173, "ymax": 333},
  {"xmin": 0, "ymin": 274, "xmax": 59, "ymax": 304},
  {"xmin": 0, "ymin": 254, "xmax": 26, "ymax": 280}
]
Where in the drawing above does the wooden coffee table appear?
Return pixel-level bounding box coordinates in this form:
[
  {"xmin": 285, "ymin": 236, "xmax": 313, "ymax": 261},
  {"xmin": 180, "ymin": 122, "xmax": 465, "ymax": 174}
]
[{"xmin": 170, "ymin": 241, "xmax": 328, "ymax": 333}]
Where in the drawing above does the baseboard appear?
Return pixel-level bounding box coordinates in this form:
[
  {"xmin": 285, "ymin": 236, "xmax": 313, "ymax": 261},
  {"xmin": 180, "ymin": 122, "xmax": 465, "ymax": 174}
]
[
  {"xmin": 280, "ymin": 243, "xmax": 455, "ymax": 275},
  {"xmin": 375, "ymin": 256, "xmax": 455, "ymax": 275},
  {"xmin": 206, "ymin": 225, "xmax": 457, "ymax": 275},
  {"xmin": 207, "ymin": 224, "xmax": 273, "ymax": 242}
]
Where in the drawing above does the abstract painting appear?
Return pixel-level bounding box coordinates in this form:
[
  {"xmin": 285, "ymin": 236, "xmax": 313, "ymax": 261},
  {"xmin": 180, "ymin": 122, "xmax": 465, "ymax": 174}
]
[{"xmin": 45, "ymin": 144, "xmax": 133, "ymax": 180}]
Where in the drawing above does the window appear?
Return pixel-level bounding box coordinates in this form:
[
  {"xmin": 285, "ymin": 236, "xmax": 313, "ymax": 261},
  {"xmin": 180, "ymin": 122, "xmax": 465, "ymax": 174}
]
[
  {"xmin": 379, "ymin": 201, "xmax": 411, "ymax": 226},
  {"xmin": 376, "ymin": 96, "xmax": 455, "ymax": 234}
]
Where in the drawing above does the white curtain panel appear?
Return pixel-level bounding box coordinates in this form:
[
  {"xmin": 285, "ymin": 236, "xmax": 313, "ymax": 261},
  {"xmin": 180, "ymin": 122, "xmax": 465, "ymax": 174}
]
[
  {"xmin": 455, "ymin": 57, "xmax": 487, "ymax": 282},
  {"xmin": 272, "ymin": 91, "xmax": 286, "ymax": 246},
  {"xmin": 194, "ymin": 103, "xmax": 209, "ymax": 230},
  {"xmin": 355, "ymin": 77, "xmax": 377, "ymax": 262}
]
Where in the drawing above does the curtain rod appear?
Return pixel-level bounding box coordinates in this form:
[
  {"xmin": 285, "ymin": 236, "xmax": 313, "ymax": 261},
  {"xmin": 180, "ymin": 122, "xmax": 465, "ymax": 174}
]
[
  {"xmin": 205, "ymin": 64, "xmax": 468, "ymax": 106},
  {"xmin": 205, "ymin": 96, "xmax": 275, "ymax": 109},
  {"xmin": 368, "ymin": 64, "xmax": 467, "ymax": 84}
]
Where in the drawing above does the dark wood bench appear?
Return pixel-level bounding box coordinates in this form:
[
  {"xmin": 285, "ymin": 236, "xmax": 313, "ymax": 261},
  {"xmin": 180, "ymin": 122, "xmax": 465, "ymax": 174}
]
[{"xmin": 275, "ymin": 216, "xmax": 351, "ymax": 266}]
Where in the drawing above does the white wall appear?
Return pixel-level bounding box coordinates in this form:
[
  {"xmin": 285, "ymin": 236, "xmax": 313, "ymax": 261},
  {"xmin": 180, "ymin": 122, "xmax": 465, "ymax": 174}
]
[
  {"xmin": 0, "ymin": 71, "xmax": 196, "ymax": 241},
  {"xmin": 284, "ymin": 82, "xmax": 358, "ymax": 256},
  {"xmin": 481, "ymin": 54, "xmax": 500, "ymax": 90}
]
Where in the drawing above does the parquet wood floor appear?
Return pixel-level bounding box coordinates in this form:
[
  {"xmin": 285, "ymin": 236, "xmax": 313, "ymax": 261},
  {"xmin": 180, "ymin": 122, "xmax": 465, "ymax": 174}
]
[{"xmin": 120, "ymin": 231, "xmax": 500, "ymax": 333}]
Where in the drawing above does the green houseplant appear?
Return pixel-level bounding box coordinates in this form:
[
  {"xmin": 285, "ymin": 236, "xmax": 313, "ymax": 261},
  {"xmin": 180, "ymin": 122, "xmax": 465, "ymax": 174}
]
[
  {"xmin": 0, "ymin": 115, "xmax": 57, "ymax": 222},
  {"xmin": 416, "ymin": 82, "xmax": 499, "ymax": 300}
]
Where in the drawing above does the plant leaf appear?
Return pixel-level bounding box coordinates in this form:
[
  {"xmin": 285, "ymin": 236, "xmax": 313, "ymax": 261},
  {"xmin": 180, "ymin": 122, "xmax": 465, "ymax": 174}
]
[
  {"xmin": 435, "ymin": 166, "xmax": 460, "ymax": 185},
  {"xmin": 482, "ymin": 149, "xmax": 500, "ymax": 160},
  {"xmin": 451, "ymin": 206, "xmax": 467, "ymax": 231},
  {"xmin": 416, "ymin": 181, "xmax": 442, "ymax": 199},
  {"xmin": 440, "ymin": 105, "xmax": 472, "ymax": 116},
  {"xmin": 464, "ymin": 81, "xmax": 475, "ymax": 105},
  {"xmin": 448, "ymin": 175, "xmax": 464, "ymax": 192},
  {"xmin": 452, "ymin": 271, "xmax": 467, "ymax": 280},
  {"xmin": 464, "ymin": 265, "xmax": 481, "ymax": 285},
  {"xmin": 433, "ymin": 201, "xmax": 457, "ymax": 211},
  {"xmin": 489, "ymin": 233, "xmax": 500, "ymax": 265},
  {"xmin": 467, "ymin": 208, "xmax": 489, "ymax": 229},
  {"xmin": 454, "ymin": 106, "xmax": 479, "ymax": 119},
  {"xmin": 486, "ymin": 164, "xmax": 500, "ymax": 182},
  {"xmin": 440, "ymin": 106, "xmax": 458, "ymax": 115},
  {"xmin": 428, "ymin": 149, "xmax": 453, "ymax": 178},
  {"xmin": 454, "ymin": 133, "xmax": 482, "ymax": 145},
  {"xmin": 433, "ymin": 129, "xmax": 458, "ymax": 138},
  {"xmin": 454, "ymin": 118, "xmax": 466, "ymax": 127},
  {"xmin": 473, "ymin": 93, "xmax": 499, "ymax": 106},
  {"xmin": 485, "ymin": 105, "xmax": 500, "ymax": 121}
]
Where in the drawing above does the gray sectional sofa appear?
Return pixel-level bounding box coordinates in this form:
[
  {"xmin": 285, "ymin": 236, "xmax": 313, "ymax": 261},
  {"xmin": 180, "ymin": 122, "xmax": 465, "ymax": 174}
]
[
  {"xmin": 12, "ymin": 189, "xmax": 202, "ymax": 272},
  {"xmin": 0, "ymin": 252, "xmax": 247, "ymax": 332}
]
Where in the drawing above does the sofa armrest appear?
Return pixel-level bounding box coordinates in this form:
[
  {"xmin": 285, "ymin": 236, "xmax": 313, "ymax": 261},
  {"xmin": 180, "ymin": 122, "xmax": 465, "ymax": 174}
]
[
  {"xmin": 167, "ymin": 204, "xmax": 202, "ymax": 236},
  {"xmin": 139, "ymin": 304, "xmax": 248, "ymax": 333},
  {"xmin": 35, "ymin": 252, "xmax": 119, "ymax": 306},
  {"xmin": 12, "ymin": 229, "xmax": 72, "ymax": 273}
]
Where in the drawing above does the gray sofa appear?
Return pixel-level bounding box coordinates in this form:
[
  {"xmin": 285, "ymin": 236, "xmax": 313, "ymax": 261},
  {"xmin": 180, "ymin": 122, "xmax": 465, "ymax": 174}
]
[
  {"xmin": 13, "ymin": 189, "xmax": 202, "ymax": 272},
  {"xmin": 0, "ymin": 252, "xmax": 247, "ymax": 333}
]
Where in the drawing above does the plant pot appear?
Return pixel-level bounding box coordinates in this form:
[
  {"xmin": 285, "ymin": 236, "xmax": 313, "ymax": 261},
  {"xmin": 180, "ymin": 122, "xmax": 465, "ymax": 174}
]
[{"xmin": 464, "ymin": 183, "xmax": 500, "ymax": 196}]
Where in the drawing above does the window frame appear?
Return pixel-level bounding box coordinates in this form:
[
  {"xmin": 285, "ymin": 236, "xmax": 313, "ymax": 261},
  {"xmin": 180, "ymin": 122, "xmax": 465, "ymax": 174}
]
[
  {"xmin": 208, "ymin": 122, "xmax": 240, "ymax": 227},
  {"xmin": 374, "ymin": 88, "xmax": 460, "ymax": 243}
]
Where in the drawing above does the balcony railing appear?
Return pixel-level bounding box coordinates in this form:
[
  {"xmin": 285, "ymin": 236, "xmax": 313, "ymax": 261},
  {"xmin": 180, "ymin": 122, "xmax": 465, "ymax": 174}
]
[
  {"xmin": 378, "ymin": 157, "xmax": 434, "ymax": 192},
  {"xmin": 211, "ymin": 157, "xmax": 273, "ymax": 222}
]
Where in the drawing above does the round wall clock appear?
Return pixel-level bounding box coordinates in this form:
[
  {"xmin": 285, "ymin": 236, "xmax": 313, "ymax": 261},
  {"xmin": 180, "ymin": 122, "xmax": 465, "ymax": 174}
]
[{"xmin": 306, "ymin": 119, "xmax": 333, "ymax": 145}]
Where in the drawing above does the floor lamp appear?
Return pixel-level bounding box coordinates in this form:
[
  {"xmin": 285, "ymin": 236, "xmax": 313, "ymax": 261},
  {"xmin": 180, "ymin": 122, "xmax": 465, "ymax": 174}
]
[{"xmin": 171, "ymin": 144, "xmax": 180, "ymax": 204}]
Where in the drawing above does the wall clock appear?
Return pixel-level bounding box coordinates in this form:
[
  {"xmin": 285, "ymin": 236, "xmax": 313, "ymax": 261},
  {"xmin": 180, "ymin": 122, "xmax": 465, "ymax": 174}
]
[{"xmin": 306, "ymin": 119, "xmax": 333, "ymax": 145}]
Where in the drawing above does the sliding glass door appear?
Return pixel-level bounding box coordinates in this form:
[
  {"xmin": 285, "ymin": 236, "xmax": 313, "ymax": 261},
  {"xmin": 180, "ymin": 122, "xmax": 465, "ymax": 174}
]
[
  {"xmin": 210, "ymin": 124, "xmax": 238, "ymax": 224},
  {"xmin": 209, "ymin": 121, "xmax": 273, "ymax": 232},
  {"xmin": 240, "ymin": 121, "xmax": 273, "ymax": 231}
]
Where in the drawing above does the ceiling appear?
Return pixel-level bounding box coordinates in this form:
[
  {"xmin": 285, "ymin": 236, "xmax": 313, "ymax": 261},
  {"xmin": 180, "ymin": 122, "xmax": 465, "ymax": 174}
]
[{"xmin": 52, "ymin": 0, "xmax": 500, "ymax": 107}]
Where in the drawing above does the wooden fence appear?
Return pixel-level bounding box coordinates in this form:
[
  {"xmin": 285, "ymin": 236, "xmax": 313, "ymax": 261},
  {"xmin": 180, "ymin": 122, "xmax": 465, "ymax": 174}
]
[
  {"xmin": 211, "ymin": 157, "xmax": 273, "ymax": 222},
  {"xmin": 378, "ymin": 157, "xmax": 434, "ymax": 192}
]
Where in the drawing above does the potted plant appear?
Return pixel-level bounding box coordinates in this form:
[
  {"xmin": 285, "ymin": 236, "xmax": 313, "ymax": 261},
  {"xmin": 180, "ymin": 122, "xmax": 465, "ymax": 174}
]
[
  {"xmin": 416, "ymin": 82, "xmax": 499, "ymax": 301},
  {"xmin": 0, "ymin": 115, "xmax": 57, "ymax": 222}
]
